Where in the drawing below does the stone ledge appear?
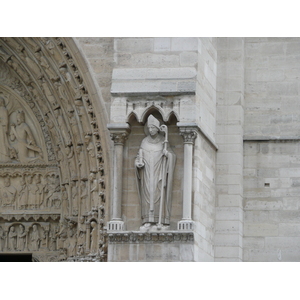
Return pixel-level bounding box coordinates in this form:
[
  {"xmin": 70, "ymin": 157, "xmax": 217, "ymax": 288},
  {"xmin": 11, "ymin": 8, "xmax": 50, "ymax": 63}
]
[
  {"xmin": 108, "ymin": 231, "xmax": 194, "ymax": 243},
  {"xmin": 0, "ymin": 213, "xmax": 61, "ymax": 222},
  {"xmin": 111, "ymin": 67, "xmax": 196, "ymax": 96}
]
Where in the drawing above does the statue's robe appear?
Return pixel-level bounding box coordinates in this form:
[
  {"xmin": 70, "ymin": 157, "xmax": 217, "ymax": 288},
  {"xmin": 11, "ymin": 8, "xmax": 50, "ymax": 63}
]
[{"xmin": 136, "ymin": 134, "xmax": 176, "ymax": 225}]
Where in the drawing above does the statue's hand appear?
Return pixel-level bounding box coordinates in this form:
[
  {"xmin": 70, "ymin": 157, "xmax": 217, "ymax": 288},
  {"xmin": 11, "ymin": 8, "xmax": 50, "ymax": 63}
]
[
  {"xmin": 163, "ymin": 149, "xmax": 169, "ymax": 157},
  {"xmin": 135, "ymin": 159, "xmax": 144, "ymax": 168}
]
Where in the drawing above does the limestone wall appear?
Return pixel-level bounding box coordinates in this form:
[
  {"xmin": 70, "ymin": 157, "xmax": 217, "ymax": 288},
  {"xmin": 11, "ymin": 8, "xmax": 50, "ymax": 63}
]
[
  {"xmin": 243, "ymin": 37, "xmax": 300, "ymax": 261},
  {"xmin": 215, "ymin": 38, "xmax": 245, "ymax": 261},
  {"xmin": 193, "ymin": 38, "xmax": 217, "ymax": 261}
]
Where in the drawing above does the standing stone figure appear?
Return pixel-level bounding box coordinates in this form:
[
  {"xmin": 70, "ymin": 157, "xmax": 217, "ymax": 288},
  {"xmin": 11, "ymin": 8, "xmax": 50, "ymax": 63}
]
[
  {"xmin": 2, "ymin": 177, "xmax": 17, "ymax": 207},
  {"xmin": 0, "ymin": 97, "xmax": 10, "ymax": 162},
  {"xmin": 8, "ymin": 226, "xmax": 17, "ymax": 251},
  {"xmin": 135, "ymin": 115, "xmax": 176, "ymax": 229},
  {"xmin": 0, "ymin": 226, "xmax": 5, "ymax": 251},
  {"xmin": 17, "ymin": 225, "xmax": 26, "ymax": 251},
  {"xmin": 90, "ymin": 221, "xmax": 98, "ymax": 254},
  {"xmin": 31, "ymin": 224, "xmax": 41, "ymax": 251}
]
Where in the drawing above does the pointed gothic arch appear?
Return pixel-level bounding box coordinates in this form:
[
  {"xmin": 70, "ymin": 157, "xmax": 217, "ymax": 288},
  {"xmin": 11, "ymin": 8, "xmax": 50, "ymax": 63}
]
[{"xmin": 0, "ymin": 37, "xmax": 109, "ymax": 262}]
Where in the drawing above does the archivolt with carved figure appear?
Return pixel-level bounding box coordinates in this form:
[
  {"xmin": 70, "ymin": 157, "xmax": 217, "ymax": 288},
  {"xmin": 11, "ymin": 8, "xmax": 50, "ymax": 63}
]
[{"xmin": 0, "ymin": 37, "xmax": 108, "ymax": 262}]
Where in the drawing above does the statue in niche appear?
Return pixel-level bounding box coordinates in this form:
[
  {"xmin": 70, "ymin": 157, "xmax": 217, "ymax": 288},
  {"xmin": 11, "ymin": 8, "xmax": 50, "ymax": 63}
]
[
  {"xmin": 1, "ymin": 177, "xmax": 17, "ymax": 207},
  {"xmin": 77, "ymin": 216, "xmax": 86, "ymax": 254},
  {"xmin": 17, "ymin": 225, "xmax": 26, "ymax": 251},
  {"xmin": 76, "ymin": 145, "xmax": 87, "ymax": 179},
  {"xmin": 45, "ymin": 176, "xmax": 60, "ymax": 208},
  {"xmin": 135, "ymin": 115, "xmax": 176, "ymax": 230},
  {"xmin": 7, "ymin": 57, "xmax": 31, "ymax": 85},
  {"xmin": 34, "ymin": 51, "xmax": 59, "ymax": 81},
  {"xmin": 80, "ymin": 180, "xmax": 88, "ymax": 214},
  {"xmin": 65, "ymin": 144, "xmax": 78, "ymax": 181},
  {"xmin": 67, "ymin": 221, "xmax": 77, "ymax": 257},
  {"xmin": 53, "ymin": 108, "xmax": 71, "ymax": 146},
  {"xmin": 36, "ymin": 174, "xmax": 45, "ymax": 207},
  {"xmin": 67, "ymin": 105, "xmax": 81, "ymax": 145},
  {"xmin": 30, "ymin": 225, "xmax": 41, "ymax": 251},
  {"xmin": 9, "ymin": 110, "xmax": 43, "ymax": 163},
  {"xmin": 8, "ymin": 226, "xmax": 17, "ymax": 251},
  {"xmin": 49, "ymin": 224, "xmax": 58, "ymax": 251},
  {"xmin": 56, "ymin": 144, "xmax": 68, "ymax": 184},
  {"xmin": 27, "ymin": 175, "xmax": 38, "ymax": 209},
  {"xmin": 19, "ymin": 49, "xmax": 42, "ymax": 77},
  {"xmin": 44, "ymin": 113, "xmax": 59, "ymax": 146},
  {"xmin": 0, "ymin": 97, "xmax": 10, "ymax": 162},
  {"xmin": 70, "ymin": 181, "xmax": 78, "ymax": 215},
  {"xmin": 75, "ymin": 100, "xmax": 91, "ymax": 136},
  {"xmin": 85, "ymin": 134, "xmax": 96, "ymax": 172},
  {"xmin": 90, "ymin": 172, "xmax": 99, "ymax": 207},
  {"xmin": 61, "ymin": 185, "xmax": 69, "ymax": 216},
  {"xmin": 18, "ymin": 176, "xmax": 28, "ymax": 209},
  {"xmin": 90, "ymin": 221, "xmax": 98, "ymax": 254}
]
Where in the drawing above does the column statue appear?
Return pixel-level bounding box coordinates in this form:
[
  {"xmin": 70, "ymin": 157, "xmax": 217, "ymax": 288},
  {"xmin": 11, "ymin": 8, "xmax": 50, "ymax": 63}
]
[{"xmin": 135, "ymin": 115, "xmax": 176, "ymax": 230}]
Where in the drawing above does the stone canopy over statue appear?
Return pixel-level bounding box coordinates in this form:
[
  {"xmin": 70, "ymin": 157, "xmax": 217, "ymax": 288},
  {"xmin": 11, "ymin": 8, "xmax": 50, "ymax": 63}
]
[{"xmin": 135, "ymin": 115, "xmax": 176, "ymax": 230}]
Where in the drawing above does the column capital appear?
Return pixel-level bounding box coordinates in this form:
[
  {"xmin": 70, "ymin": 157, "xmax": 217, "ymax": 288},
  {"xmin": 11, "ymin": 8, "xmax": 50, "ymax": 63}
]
[
  {"xmin": 179, "ymin": 127, "xmax": 197, "ymax": 144},
  {"xmin": 107, "ymin": 123, "xmax": 131, "ymax": 145}
]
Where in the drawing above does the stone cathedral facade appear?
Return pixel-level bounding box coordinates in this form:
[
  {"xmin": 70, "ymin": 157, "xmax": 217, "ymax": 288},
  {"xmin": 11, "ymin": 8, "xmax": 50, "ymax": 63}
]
[{"xmin": 0, "ymin": 37, "xmax": 299, "ymax": 262}]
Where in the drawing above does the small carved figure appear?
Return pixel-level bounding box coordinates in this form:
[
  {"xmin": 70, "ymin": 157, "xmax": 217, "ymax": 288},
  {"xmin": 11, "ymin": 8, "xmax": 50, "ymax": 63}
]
[
  {"xmin": 0, "ymin": 226, "xmax": 5, "ymax": 251},
  {"xmin": 9, "ymin": 110, "xmax": 43, "ymax": 163},
  {"xmin": 135, "ymin": 115, "xmax": 176, "ymax": 228},
  {"xmin": 31, "ymin": 224, "xmax": 41, "ymax": 251},
  {"xmin": 77, "ymin": 216, "xmax": 86, "ymax": 249},
  {"xmin": 80, "ymin": 181, "xmax": 88, "ymax": 214},
  {"xmin": 18, "ymin": 176, "xmax": 28, "ymax": 209},
  {"xmin": 8, "ymin": 226, "xmax": 17, "ymax": 251},
  {"xmin": 34, "ymin": 51, "xmax": 58, "ymax": 80},
  {"xmin": 17, "ymin": 225, "xmax": 26, "ymax": 251},
  {"xmin": 41, "ymin": 77, "xmax": 58, "ymax": 108},
  {"xmin": 70, "ymin": 181, "xmax": 78, "ymax": 215},
  {"xmin": 36, "ymin": 174, "xmax": 45, "ymax": 207},
  {"xmin": 61, "ymin": 185, "xmax": 69, "ymax": 216},
  {"xmin": 0, "ymin": 97, "xmax": 10, "ymax": 162},
  {"xmin": 7, "ymin": 56, "xmax": 31, "ymax": 85},
  {"xmin": 27, "ymin": 175, "xmax": 38, "ymax": 209},
  {"xmin": 90, "ymin": 172, "xmax": 99, "ymax": 207},
  {"xmin": 65, "ymin": 144, "xmax": 78, "ymax": 181},
  {"xmin": 67, "ymin": 106, "xmax": 81, "ymax": 145},
  {"xmin": 2, "ymin": 177, "xmax": 17, "ymax": 207},
  {"xmin": 90, "ymin": 221, "xmax": 98, "ymax": 254},
  {"xmin": 45, "ymin": 175, "xmax": 60, "ymax": 207},
  {"xmin": 54, "ymin": 108, "xmax": 71, "ymax": 146},
  {"xmin": 77, "ymin": 144, "xmax": 87, "ymax": 179},
  {"xmin": 75, "ymin": 100, "xmax": 91, "ymax": 136}
]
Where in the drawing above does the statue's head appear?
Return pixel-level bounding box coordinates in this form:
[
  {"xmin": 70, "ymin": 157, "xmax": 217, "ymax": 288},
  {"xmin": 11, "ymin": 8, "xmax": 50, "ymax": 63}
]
[
  {"xmin": 16, "ymin": 110, "xmax": 25, "ymax": 125},
  {"xmin": 147, "ymin": 115, "xmax": 160, "ymax": 136},
  {"xmin": 4, "ymin": 177, "xmax": 10, "ymax": 187}
]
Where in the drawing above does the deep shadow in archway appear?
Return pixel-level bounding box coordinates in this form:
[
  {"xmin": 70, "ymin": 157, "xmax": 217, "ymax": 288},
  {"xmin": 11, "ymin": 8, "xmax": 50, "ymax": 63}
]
[{"xmin": 0, "ymin": 254, "xmax": 32, "ymax": 262}]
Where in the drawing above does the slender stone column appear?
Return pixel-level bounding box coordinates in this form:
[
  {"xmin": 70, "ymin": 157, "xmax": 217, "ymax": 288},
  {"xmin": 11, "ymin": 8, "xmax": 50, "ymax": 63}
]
[
  {"xmin": 178, "ymin": 126, "xmax": 197, "ymax": 230},
  {"xmin": 107, "ymin": 124, "xmax": 130, "ymax": 231}
]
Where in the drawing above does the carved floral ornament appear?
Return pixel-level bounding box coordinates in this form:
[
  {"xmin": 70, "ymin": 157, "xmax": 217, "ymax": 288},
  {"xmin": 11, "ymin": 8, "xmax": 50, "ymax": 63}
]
[{"xmin": 0, "ymin": 38, "xmax": 107, "ymax": 261}]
